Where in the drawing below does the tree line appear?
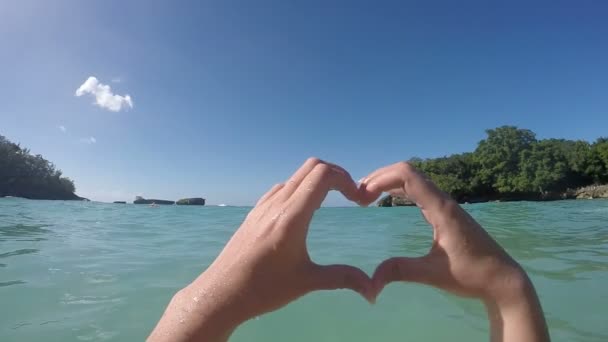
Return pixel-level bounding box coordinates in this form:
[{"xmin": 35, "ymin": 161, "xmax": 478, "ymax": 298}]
[
  {"xmin": 0, "ymin": 134, "xmax": 78, "ymax": 200},
  {"xmin": 409, "ymin": 126, "xmax": 608, "ymax": 202},
  {"xmin": 2, "ymin": 127, "xmax": 608, "ymax": 202}
]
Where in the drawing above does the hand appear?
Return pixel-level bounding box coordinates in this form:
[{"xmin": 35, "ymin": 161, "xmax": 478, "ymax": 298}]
[
  {"xmin": 149, "ymin": 158, "xmax": 373, "ymax": 342},
  {"xmin": 358, "ymin": 162, "xmax": 550, "ymax": 342}
]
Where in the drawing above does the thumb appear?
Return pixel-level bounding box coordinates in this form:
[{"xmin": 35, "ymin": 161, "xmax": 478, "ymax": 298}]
[
  {"xmin": 372, "ymin": 256, "xmax": 435, "ymax": 294},
  {"xmin": 309, "ymin": 263, "xmax": 375, "ymax": 303}
]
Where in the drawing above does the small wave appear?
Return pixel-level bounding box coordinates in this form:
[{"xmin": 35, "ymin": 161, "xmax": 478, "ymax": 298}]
[
  {"xmin": 0, "ymin": 223, "xmax": 52, "ymax": 242},
  {"xmin": 0, "ymin": 280, "xmax": 26, "ymax": 287},
  {"xmin": 61, "ymin": 293, "xmax": 123, "ymax": 305},
  {"xmin": 0, "ymin": 248, "xmax": 39, "ymax": 258},
  {"xmin": 39, "ymin": 320, "xmax": 61, "ymax": 326},
  {"xmin": 12, "ymin": 321, "xmax": 32, "ymax": 330},
  {"xmin": 76, "ymin": 324, "xmax": 118, "ymax": 341},
  {"xmin": 581, "ymin": 207, "xmax": 608, "ymax": 213},
  {"xmin": 85, "ymin": 273, "xmax": 117, "ymax": 284}
]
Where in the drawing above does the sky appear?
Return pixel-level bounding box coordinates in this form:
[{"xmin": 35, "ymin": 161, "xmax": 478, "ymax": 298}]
[{"xmin": 1, "ymin": 0, "xmax": 607, "ymax": 205}]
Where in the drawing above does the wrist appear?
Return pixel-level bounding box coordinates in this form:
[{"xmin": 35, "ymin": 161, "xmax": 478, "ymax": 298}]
[
  {"xmin": 482, "ymin": 267, "xmax": 550, "ymax": 342},
  {"xmin": 184, "ymin": 276, "xmax": 247, "ymax": 332},
  {"xmin": 163, "ymin": 272, "xmax": 248, "ymax": 342},
  {"xmin": 483, "ymin": 264, "xmax": 534, "ymax": 309}
]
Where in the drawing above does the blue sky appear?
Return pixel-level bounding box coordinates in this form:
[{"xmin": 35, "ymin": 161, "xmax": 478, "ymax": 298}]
[{"xmin": 1, "ymin": 0, "xmax": 607, "ymax": 205}]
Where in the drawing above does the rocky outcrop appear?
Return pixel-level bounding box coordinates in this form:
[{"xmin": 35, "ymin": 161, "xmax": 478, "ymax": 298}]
[
  {"xmin": 392, "ymin": 196, "xmax": 415, "ymax": 206},
  {"xmin": 176, "ymin": 197, "xmax": 206, "ymax": 205},
  {"xmin": 377, "ymin": 195, "xmax": 415, "ymax": 207},
  {"xmin": 133, "ymin": 196, "xmax": 175, "ymax": 205},
  {"xmin": 377, "ymin": 195, "xmax": 393, "ymax": 207},
  {"xmin": 575, "ymin": 185, "xmax": 608, "ymax": 199},
  {"xmin": 132, "ymin": 196, "xmax": 207, "ymax": 205},
  {"xmin": 113, "ymin": 201, "xmax": 126, "ymax": 204},
  {"xmin": 377, "ymin": 185, "xmax": 608, "ymax": 207}
]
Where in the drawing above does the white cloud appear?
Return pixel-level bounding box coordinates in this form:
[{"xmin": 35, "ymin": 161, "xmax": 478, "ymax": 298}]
[
  {"xmin": 75, "ymin": 76, "xmax": 133, "ymax": 112},
  {"xmin": 80, "ymin": 136, "xmax": 97, "ymax": 144},
  {"xmin": 58, "ymin": 125, "xmax": 67, "ymax": 133},
  {"xmin": 111, "ymin": 77, "xmax": 122, "ymax": 83}
]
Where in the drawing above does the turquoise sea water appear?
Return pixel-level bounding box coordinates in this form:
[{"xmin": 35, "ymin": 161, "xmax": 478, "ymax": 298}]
[{"xmin": 1, "ymin": 198, "xmax": 607, "ymax": 341}]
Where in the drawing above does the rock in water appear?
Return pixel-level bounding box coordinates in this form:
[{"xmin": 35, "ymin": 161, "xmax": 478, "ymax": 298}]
[
  {"xmin": 575, "ymin": 185, "xmax": 608, "ymax": 199},
  {"xmin": 133, "ymin": 196, "xmax": 175, "ymax": 205},
  {"xmin": 392, "ymin": 196, "xmax": 415, "ymax": 206},
  {"xmin": 377, "ymin": 195, "xmax": 393, "ymax": 207},
  {"xmin": 377, "ymin": 195, "xmax": 415, "ymax": 207},
  {"xmin": 176, "ymin": 198, "xmax": 206, "ymax": 205}
]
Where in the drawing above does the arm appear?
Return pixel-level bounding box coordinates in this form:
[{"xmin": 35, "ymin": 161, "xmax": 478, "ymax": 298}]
[
  {"xmin": 148, "ymin": 158, "xmax": 374, "ymax": 341},
  {"xmin": 359, "ymin": 162, "xmax": 550, "ymax": 342},
  {"xmin": 484, "ymin": 272, "xmax": 549, "ymax": 342},
  {"xmin": 146, "ymin": 278, "xmax": 241, "ymax": 342}
]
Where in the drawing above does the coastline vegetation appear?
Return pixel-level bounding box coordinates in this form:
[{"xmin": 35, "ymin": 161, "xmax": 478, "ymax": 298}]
[
  {"xmin": 0, "ymin": 134, "xmax": 79, "ymax": 200},
  {"xmin": 408, "ymin": 126, "xmax": 608, "ymax": 203},
  {"xmin": 3, "ymin": 127, "xmax": 608, "ymax": 203}
]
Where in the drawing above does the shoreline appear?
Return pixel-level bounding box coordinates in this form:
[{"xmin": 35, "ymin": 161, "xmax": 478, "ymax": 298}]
[
  {"xmin": 3, "ymin": 194, "xmax": 607, "ymax": 208},
  {"xmin": 378, "ymin": 184, "xmax": 608, "ymax": 207},
  {"xmin": 0, "ymin": 193, "xmax": 88, "ymax": 201}
]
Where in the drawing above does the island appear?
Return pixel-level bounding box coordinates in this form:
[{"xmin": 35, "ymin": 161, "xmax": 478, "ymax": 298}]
[
  {"xmin": 176, "ymin": 197, "xmax": 205, "ymax": 205},
  {"xmin": 131, "ymin": 197, "xmax": 206, "ymax": 205},
  {"xmin": 0, "ymin": 134, "xmax": 85, "ymax": 200},
  {"xmin": 133, "ymin": 196, "xmax": 175, "ymax": 205},
  {"xmin": 377, "ymin": 195, "xmax": 415, "ymax": 207},
  {"xmin": 377, "ymin": 126, "xmax": 608, "ymax": 206}
]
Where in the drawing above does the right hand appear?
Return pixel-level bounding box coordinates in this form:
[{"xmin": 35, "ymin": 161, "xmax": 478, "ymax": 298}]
[
  {"xmin": 358, "ymin": 161, "xmax": 525, "ymax": 301},
  {"xmin": 358, "ymin": 162, "xmax": 549, "ymax": 342}
]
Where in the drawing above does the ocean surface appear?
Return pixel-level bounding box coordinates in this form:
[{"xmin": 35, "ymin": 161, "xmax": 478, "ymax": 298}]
[{"xmin": 1, "ymin": 198, "xmax": 607, "ymax": 341}]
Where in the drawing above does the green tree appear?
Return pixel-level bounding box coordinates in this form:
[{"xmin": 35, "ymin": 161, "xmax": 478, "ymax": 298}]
[
  {"xmin": 589, "ymin": 138, "xmax": 608, "ymax": 183},
  {"xmin": 474, "ymin": 126, "xmax": 537, "ymax": 194},
  {"xmin": 515, "ymin": 139, "xmax": 570, "ymax": 193},
  {"xmin": 403, "ymin": 126, "xmax": 607, "ymax": 204},
  {"xmin": 415, "ymin": 153, "xmax": 477, "ymax": 201},
  {"xmin": 0, "ymin": 134, "xmax": 77, "ymax": 199}
]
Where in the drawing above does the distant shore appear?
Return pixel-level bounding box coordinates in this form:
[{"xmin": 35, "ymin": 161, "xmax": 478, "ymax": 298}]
[
  {"xmin": 377, "ymin": 184, "xmax": 608, "ymax": 207},
  {"xmin": 0, "ymin": 193, "xmax": 88, "ymax": 201}
]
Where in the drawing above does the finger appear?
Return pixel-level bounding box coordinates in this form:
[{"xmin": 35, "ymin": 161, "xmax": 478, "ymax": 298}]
[
  {"xmin": 309, "ymin": 263, "xmax": 375, "ymax": 303},
  {"xmin": 388, "ymin": 188, "xmax": 407, "ymax": 198},
  {"xmin": 371, "ymin": 256, "xmax": 435, "ymax": 295},
  {"xmin": 280, "ymin": 157, "xmax": 324, "ymax": 198},
  {"xmin": 255, "ymin": 183, "xmax": 285, "ymax": 206},
  {"xmin": 360, "ymin": 162, "xmax": 456, "ymax": 224},
  {"xmin": 357, "ymin": 164, "xmax": 403, "ymax": 206},
  {"xmin": 289, "ymin": 163, "xmax": 359, "ymax": 216}
]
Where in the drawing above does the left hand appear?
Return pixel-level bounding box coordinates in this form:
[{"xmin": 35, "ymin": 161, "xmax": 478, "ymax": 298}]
[{"xmin": 149, "ymin": 158, "xmax": 374, "ymax": 341}]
